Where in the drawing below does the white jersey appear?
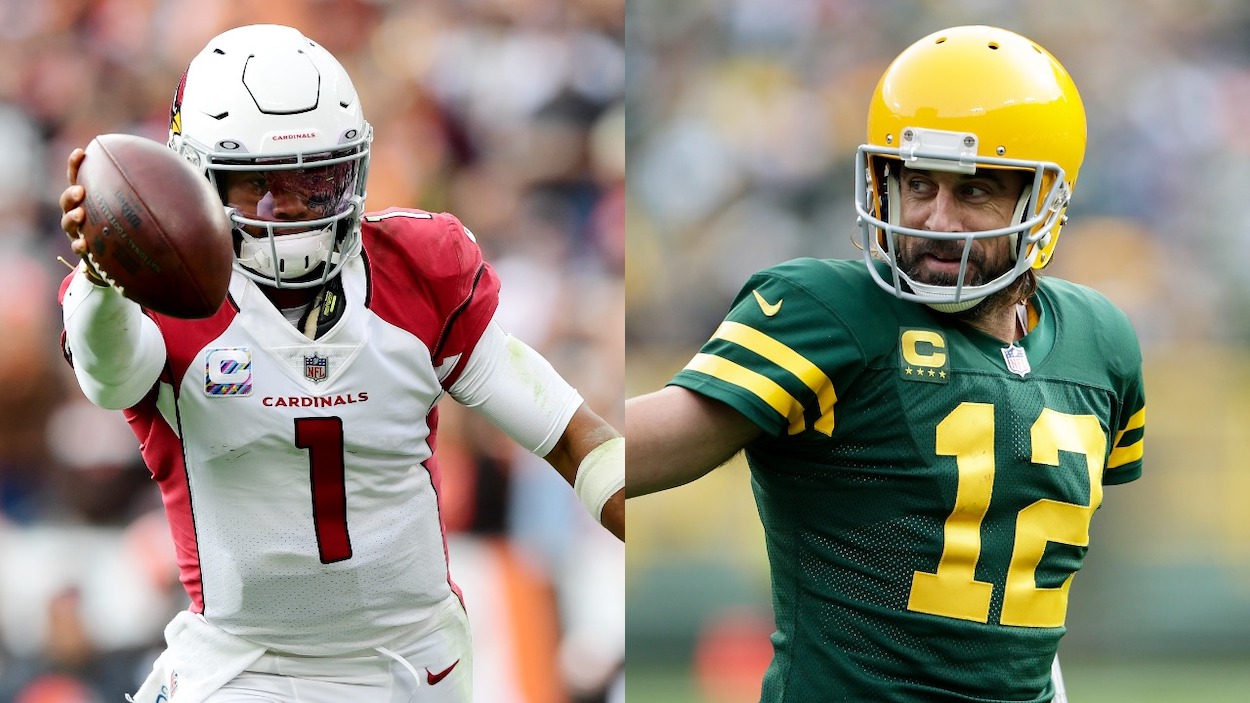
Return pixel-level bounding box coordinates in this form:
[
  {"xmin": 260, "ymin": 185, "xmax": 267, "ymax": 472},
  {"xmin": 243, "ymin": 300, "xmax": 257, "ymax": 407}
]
[{"xmin": 71, "ymin": 208, "xmax": 502, "ymax": 656}]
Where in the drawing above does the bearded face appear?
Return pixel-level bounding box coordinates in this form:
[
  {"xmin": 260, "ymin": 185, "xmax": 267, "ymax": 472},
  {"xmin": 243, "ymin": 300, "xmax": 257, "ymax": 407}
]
[
  {"xmin": 893, "ymin": 165, "xmax": 1031, "ymax": 318},
  {"xmin": 895, "ymin": 234, "xmax": 1015, "ymax": 289}
]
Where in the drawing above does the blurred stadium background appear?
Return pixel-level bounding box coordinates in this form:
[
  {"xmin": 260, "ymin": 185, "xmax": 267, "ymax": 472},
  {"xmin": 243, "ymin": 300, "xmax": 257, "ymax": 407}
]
[
  {"xmin": 0, "ymin": 1, "xmax": 623, "ymax": 702},
  {"xmin": 626, "ymin": 0, "xmax": 1250, "ymax": 701}
]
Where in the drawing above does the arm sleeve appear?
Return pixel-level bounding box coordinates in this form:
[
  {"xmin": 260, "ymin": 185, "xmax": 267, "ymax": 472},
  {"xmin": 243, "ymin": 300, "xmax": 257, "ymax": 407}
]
[
  {"xmin": 448, "ymin": 318, "xmax": 583, "ymax": 456},
  {"xmin": 61, "ymin": 268, "xmax": 166, "ymax": 410},
  {"xmin": 1102, "ymin": 304, "xmax": 1146, "ymax": 485}
]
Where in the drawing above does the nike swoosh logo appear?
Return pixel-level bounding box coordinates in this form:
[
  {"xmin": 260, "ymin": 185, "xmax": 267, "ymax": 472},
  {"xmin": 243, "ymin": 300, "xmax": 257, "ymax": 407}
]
[
  {"xmin": 427, "ymin": 659, "xmax": 460, "ymax": 685},
  {"xmin": 752, "ymin": 289, "xmax": 782, "ymax": 317}
]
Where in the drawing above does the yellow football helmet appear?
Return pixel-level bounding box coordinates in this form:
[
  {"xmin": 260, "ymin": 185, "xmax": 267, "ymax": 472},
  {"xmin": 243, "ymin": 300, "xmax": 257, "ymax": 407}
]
[{"xmin": 854, "ymin": 25, "xmax": 1087, "ymax": 310}]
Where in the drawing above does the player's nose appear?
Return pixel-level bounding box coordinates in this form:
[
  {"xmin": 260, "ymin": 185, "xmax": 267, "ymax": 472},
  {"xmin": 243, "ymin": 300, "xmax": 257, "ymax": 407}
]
[
  {"xmin": 268, "ymin": 188, "xmax": 311, "ymax": 221},
  {"xmin": 922, "ymin": 187, "xmax": 964, "ymax": 233}
]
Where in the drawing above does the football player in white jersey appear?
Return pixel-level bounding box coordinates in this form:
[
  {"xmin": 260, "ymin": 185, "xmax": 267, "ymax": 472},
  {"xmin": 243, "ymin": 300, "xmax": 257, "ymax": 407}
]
[{"xmin": 56, "ymin": 24, "xmax": 623, "ymax": 703}]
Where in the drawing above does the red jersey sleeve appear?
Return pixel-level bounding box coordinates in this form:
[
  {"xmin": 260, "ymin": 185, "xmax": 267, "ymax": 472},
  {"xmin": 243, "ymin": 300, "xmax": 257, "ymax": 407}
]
[{"xmin": 360, "ymin": 208, "xmax": 502, "ymax": 387}]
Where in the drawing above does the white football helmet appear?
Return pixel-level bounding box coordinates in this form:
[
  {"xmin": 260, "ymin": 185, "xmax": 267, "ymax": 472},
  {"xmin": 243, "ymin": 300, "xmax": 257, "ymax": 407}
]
[{"xmin": 168, "ymin": 24, "xmax": 371, "ymax": 288}]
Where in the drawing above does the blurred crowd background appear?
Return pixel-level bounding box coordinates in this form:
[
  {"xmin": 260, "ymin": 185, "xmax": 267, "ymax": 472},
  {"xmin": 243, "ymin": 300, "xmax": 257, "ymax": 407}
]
[
  {"xmin": 0, "ymin": 1, "xmax": 624, "ymax": 702},
  {"xmin": 627, "ymin": 0, "xmax": 1250, "ymax": 700}
]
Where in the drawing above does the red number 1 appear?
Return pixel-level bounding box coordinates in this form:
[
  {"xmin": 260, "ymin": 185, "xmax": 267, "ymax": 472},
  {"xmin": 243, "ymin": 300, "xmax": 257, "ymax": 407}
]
[{"xmin": 294, "ymin": 417, "xmax": 353, "ymax": 563}]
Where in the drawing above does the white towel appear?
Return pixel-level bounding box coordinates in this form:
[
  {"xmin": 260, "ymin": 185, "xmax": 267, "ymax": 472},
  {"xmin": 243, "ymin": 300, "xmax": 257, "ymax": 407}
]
[
  {"xmin": 127, "ymin": 610, "xmax": 267, "ymax": 703},
  {"xmin": 1051, "ymin": 654, "xmax": 1068, "ymax": 703}
]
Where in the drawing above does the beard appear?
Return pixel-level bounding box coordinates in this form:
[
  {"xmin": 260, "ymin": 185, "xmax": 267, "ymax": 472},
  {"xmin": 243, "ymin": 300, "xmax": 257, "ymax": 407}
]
[{"xmin": 896, "ymin": 236, "xmax": 1027, "ymax": 322}]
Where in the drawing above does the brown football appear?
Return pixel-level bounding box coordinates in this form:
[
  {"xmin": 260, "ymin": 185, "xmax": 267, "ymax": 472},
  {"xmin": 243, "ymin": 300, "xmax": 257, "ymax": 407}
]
[{"xmin": 77, "ymin": 133, "xmax": 233, "ymax": 318}]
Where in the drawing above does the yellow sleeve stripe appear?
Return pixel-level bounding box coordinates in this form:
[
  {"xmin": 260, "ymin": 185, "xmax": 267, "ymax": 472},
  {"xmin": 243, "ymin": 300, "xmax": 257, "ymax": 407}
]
[
  {"xmin": 1107, "ymin": 439, "xmax": 1143, "ymax": 469},
  {"xmin": 711, "ymin": 320, "xmax": 837, "ymax": 436},
  {"xmin": 1120, "ymin": 407, "xmax": 1146, "ymax": 432},
  {"xmin": 1108, "ymin": 406, "xmax": 1146, "ymax": 469},
  {"xmin": 685, "ymin": 353, "xmax": 807, "ymax": 435}
]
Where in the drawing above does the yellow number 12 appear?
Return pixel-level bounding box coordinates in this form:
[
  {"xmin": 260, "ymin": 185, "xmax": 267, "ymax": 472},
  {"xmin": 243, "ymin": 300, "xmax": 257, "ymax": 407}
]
[{"xmin": 907, "ymin": 402, "xmax": 1106, "ymax": 628}]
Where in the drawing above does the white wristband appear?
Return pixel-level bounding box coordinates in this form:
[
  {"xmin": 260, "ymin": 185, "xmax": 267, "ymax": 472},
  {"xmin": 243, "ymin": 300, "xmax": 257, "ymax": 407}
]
[{"xmin": 574, "ymin": 436, "xmax": 624, "ymax": 520}]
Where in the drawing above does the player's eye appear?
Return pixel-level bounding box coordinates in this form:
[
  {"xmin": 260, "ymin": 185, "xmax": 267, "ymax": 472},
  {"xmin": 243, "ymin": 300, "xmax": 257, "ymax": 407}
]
[
  {"xmin": 906, "ymin": 177, "xmax": 934, "ymax": 195},
  {"xmin": 960, "ymin": 183, "xmax": 990, "ymax": 199},
  {"xmin": 306, "ymin": 194, "xmax": 334, "ymax": 212}
]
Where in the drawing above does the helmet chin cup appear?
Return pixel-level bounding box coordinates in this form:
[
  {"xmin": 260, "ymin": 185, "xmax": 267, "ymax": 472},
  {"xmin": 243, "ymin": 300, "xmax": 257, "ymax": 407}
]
[
  {"xmin": 236, "ymin": 223, "xmax": 336, "ymax": 287},
  {"xmin": 906, "ymin": 276, "xmax": 989, "ymax": 313},
  {"xmin": 925, "ymin": 299, "xmax": 983, "ymax": 314}
]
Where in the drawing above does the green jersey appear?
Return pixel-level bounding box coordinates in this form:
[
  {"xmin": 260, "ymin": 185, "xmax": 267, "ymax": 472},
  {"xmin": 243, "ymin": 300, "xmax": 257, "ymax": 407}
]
[{"xmin": 670, "ymin": 258, "xmax": 1146, "ymax": 703}]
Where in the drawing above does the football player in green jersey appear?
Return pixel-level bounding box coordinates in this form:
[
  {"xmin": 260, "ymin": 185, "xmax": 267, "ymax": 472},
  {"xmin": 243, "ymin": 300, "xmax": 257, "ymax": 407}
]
[{"xmin": 626, "ymin": 25, "xmax": 1145, "ymax": 703}]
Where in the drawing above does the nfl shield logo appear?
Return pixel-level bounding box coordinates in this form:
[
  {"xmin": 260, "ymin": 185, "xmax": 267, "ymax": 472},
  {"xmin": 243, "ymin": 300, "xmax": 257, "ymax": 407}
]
[
  {"xmin": 1001, "ymin": 343, "xmax": 1031, "ymax": 378},
  {"xmin": 304, "ymin": 353, "xmax": 329, "ymax": 383}
]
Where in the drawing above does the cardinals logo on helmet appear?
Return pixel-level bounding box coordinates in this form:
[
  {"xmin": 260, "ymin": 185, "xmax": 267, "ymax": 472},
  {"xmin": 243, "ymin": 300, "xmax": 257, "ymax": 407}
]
[{"xmin": 169, "ymin": 70, "xmax": 187, "ymax": 136}]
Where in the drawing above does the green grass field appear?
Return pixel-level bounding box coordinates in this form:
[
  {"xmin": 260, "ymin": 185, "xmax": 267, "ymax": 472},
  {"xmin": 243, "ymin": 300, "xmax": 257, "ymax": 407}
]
[{"xmin": 626, "ymin": 658, "xmax": 1250, "ymax": 702}]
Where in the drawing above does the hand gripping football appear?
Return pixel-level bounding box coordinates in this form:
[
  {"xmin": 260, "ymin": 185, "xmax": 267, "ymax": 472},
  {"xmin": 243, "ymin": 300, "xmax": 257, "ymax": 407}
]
[{"xmin": 77, "ymin": 133, "xmax": 233, "ymax": 318}]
